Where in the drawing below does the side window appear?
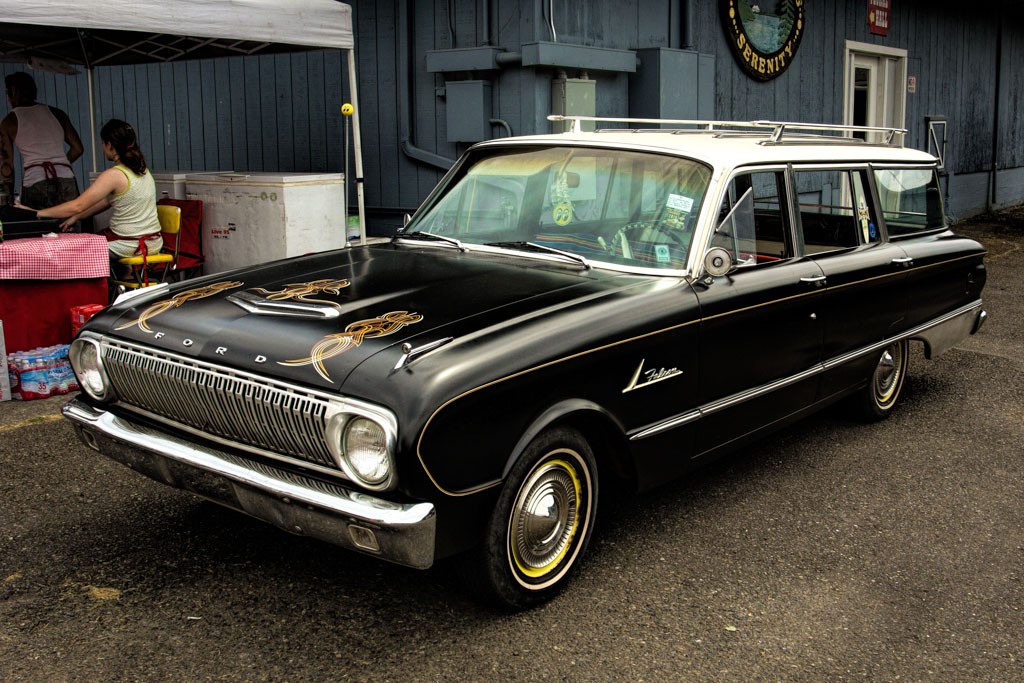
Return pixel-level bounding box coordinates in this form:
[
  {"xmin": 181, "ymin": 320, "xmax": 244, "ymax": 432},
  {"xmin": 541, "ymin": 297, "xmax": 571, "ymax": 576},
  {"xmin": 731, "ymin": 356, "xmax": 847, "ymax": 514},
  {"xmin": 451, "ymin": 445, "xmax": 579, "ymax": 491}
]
[
  {"xmin": 873, "ymin": 168, "xmax": 946, "ymax": 236},
  {"xmin": 793, "ymin": 168, "xmax": 879, "ymax": 254},
  {"xmin": 712, "ymin": 171, "xmax": 791, "ymax": 266}
]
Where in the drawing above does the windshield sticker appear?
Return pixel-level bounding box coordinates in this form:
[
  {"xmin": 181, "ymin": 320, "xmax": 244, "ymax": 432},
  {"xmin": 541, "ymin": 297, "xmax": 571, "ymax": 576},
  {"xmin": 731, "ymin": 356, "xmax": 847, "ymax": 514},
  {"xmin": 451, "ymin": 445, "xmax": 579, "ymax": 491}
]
[
  {"xmin": 663, "ymin": 194, "xmax": 694, "ymax": 230},
  {"xmin": 280, "ymin": 311, "xmax": 424, "ymax": 382},
  {"xmin": 654, "ymin": 244, "xmax": 671, "ymax": 263},
  {"xmin": 115, "ymin": 281, "xmax": 244, "ymax": 333},
  {"xmin": 667, "ymin": 194, "xmax": 694, "ymax": 213},
  {"xmin": 552, "ymin": 202, "xmax": 574, "ymax": 226},
  {"xmin": 858, "ymin": 200, "xmax": 872, "ymax": 243}
]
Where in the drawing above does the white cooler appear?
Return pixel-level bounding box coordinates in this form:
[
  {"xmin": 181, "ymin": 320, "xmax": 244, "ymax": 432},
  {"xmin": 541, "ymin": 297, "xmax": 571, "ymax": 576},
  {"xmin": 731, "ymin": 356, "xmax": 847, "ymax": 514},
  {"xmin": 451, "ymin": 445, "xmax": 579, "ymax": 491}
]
[
  {"xmin": 184, "ymin": 172, "xmax": 346, "ymax": 274},
  {"xmin": 154, "ymin": 170, "xmax": 230, "ymax": 200}
]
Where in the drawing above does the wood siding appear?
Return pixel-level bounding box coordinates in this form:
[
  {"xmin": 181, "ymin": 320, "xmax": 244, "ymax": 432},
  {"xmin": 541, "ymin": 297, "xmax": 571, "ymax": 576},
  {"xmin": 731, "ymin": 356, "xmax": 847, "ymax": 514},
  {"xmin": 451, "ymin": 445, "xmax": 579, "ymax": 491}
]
[{"xmin": 2, "ymin": 0, "xmax": 1021, "ymax": 224}]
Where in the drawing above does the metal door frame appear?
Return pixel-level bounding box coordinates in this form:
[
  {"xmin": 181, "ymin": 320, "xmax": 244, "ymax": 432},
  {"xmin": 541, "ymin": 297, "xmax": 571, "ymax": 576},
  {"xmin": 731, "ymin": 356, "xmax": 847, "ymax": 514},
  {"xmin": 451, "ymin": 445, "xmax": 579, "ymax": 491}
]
[{"xmin": 843, "ymin": 41, "xmax": 908, "ymax": 143}]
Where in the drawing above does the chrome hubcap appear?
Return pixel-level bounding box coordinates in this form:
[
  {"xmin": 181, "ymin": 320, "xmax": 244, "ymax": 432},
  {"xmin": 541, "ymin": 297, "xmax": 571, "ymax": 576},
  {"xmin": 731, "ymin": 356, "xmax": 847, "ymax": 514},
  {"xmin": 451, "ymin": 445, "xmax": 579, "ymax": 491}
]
[
  {"xmin": 874, "ymin": 345, "xmax": 902, "ymax": 403},
  {"xmin": 512, "ymin": 462, "xmax": 579, "ymax": 574},
  {"xmin": 876, "ymin": 350, "xmax": 896, "ymax": 385}
]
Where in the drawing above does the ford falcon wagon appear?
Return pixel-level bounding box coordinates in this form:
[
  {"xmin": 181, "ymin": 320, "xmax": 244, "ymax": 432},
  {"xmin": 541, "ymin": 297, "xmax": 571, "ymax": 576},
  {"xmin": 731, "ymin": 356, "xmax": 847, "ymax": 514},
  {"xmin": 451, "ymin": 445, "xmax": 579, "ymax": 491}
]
[{"xmin": 63, "ymin": 117, "xmax": 987, "ymax": 609}]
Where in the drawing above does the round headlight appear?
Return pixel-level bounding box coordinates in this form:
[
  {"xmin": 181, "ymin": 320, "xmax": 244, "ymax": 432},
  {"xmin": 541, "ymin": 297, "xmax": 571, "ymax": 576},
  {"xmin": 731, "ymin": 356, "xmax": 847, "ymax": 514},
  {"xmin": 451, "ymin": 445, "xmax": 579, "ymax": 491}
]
[
  {"xmin": 69, "ymin": 338, "xmax": 112, "ymax": 401},
  {"xmin": 342, "ymin": 417, "xmax": 393, "ymax": 488}
]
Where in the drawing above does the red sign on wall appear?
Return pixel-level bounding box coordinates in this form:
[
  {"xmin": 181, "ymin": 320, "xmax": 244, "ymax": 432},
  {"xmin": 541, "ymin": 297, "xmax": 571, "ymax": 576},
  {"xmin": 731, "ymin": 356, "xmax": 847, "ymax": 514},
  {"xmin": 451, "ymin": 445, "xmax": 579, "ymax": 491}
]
[{"xmin": 869, "ymin": 0, "xmax": 891, "ymax": 36}]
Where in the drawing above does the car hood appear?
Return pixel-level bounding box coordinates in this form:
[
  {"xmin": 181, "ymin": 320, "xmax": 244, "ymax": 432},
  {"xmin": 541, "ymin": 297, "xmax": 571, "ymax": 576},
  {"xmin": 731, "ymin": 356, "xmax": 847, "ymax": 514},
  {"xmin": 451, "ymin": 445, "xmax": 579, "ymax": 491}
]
[{"xmin": 96, "ymin": 244, "xmax": 641, "ymax": 391}]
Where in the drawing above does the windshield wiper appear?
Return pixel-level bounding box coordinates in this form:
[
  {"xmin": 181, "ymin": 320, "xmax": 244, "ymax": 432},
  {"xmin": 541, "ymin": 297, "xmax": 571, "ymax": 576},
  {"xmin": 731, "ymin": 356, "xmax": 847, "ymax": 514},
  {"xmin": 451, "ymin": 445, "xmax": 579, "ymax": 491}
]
[
  {"xmin": 396, "ymin": 230, "xmax": 466, "ymax": 252},
  {"xmin": 484, "ymin": 241, "xmax": 591, "ymax": 269}
]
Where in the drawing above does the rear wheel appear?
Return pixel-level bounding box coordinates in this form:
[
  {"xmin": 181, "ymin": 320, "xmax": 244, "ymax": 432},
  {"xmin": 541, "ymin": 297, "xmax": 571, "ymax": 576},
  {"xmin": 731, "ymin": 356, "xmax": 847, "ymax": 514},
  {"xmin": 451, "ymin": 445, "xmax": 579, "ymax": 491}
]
[
  {"xmin": 476, "ymin": 427, "xmax": 597, "ymax": 610},
  {"xmin": 854, "ymin": 339, "xmax": 909, "ymax": 420}
]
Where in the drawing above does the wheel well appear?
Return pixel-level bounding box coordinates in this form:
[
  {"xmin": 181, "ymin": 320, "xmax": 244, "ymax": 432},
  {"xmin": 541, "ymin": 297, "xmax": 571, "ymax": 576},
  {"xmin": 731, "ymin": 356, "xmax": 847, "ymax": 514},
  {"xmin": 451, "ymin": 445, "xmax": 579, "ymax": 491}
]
[{"xmin": 552, "ymin": 411, "xmax": 637, "ymax": 493}]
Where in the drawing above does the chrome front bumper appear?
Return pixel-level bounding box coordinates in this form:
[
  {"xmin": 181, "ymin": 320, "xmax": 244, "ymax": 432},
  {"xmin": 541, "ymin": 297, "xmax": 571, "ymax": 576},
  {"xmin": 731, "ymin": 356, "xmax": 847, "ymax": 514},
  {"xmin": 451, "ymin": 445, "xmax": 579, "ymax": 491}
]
[{"xmin": 63, "ymin": 398, "xmax": 436, "ymax": 569}]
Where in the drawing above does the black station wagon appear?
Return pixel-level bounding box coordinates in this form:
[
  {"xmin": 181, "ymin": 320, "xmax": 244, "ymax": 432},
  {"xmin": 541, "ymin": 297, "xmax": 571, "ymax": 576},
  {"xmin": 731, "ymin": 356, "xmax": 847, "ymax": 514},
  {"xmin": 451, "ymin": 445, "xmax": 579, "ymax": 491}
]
[{"xmin": 64, "ymin": 117, "xmax": 987, "ymax": 609}]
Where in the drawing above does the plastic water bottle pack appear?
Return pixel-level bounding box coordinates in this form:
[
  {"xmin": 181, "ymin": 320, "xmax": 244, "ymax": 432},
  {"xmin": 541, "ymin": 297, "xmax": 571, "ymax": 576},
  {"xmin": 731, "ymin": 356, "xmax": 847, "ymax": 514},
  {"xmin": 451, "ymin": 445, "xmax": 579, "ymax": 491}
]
[{"xmin": 6, "ymin": 344, "xmax": 79, "ymax": 400}]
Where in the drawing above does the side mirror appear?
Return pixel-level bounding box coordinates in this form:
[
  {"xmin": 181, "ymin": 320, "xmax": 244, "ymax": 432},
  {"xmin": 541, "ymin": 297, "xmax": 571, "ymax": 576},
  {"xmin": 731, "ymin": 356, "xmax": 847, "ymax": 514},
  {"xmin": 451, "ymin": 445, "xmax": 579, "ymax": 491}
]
[
  {"xmin": 703, "ymin": 247, "xmax": 734, "ymax": 278},
  {"xmin": 403, "ymin": 213, "xmax": 412, "ymax": 227}
]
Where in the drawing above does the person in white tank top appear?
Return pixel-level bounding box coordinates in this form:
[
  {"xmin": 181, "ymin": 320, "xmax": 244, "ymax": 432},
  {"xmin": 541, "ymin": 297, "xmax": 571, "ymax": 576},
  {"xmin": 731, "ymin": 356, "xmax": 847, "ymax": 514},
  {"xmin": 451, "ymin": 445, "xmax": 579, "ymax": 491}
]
[
  {"xmin": 21, "ymin": 119, "xmax": 161, "ymax": 262},
  {"xmin": 1, "ymin": 71, "xmax": 83, "ymax": 208}
]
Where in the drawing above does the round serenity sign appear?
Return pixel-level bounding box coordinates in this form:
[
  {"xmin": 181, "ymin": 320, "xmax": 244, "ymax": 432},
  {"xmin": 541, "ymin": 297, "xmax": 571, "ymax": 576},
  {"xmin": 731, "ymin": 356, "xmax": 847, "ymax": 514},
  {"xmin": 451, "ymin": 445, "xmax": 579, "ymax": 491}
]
[{"xmin": 721, "ymin": 0, "xmax": 805, "ymax": 81}]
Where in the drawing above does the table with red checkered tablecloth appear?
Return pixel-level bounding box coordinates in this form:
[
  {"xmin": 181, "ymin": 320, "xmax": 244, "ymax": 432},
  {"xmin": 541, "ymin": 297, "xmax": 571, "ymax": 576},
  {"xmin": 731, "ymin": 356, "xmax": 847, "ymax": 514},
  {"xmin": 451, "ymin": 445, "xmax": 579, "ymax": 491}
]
[{"xmin": 0, "ymin": 233, "xmax": 109, "ymax": 353}]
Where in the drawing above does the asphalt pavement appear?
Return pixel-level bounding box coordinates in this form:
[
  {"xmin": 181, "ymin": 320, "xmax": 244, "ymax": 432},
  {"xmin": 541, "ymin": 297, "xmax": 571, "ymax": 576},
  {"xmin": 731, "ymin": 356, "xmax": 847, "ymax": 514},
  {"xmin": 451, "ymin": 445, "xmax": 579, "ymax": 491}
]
[{"xmin": 1, "ymin": 211, "xmax": 1021, "ymax": 682}]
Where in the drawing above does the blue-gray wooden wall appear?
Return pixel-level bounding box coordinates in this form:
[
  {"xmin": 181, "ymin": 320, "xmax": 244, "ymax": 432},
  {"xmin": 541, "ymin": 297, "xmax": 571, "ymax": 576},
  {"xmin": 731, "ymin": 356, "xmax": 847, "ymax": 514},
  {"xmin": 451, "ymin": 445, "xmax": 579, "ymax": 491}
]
[{"xmin": 3, "ymin": 0, "xmax": 1022, "ymax": 226}]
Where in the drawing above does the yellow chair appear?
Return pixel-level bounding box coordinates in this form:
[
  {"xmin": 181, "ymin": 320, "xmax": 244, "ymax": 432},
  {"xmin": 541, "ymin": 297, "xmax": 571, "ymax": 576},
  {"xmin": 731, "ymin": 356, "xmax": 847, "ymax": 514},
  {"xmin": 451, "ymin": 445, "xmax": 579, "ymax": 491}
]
[{"xmin": 115, "ymin": 204, "xmax": 182, "ymax": 289}]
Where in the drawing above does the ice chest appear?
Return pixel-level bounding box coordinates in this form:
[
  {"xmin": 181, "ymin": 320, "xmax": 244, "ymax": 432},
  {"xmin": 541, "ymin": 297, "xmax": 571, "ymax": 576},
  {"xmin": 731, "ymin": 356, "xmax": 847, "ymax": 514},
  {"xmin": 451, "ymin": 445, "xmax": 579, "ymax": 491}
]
[{"xmin": 185, "ymin": 172, "xmax": 346, "ymax": 274}]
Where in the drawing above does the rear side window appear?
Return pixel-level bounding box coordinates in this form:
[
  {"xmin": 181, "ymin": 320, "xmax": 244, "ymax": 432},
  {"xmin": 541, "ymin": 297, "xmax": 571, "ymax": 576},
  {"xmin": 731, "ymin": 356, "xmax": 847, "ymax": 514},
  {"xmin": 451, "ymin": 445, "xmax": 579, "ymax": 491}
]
[
  {"xmin": 873, "ymin": 168, "xmax": 946, "ymax": 236},
  {"xmin": 792, "ymin": 168, "xmax": 880, "ymax": 254}
]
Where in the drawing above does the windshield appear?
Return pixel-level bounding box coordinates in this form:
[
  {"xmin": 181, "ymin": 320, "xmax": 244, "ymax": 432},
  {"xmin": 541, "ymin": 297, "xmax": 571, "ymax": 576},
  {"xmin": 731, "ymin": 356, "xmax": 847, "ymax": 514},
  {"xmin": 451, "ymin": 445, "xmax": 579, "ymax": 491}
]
[{"xmin": 405, "ymin": 146, "xmax": 712, "ymax": 270}]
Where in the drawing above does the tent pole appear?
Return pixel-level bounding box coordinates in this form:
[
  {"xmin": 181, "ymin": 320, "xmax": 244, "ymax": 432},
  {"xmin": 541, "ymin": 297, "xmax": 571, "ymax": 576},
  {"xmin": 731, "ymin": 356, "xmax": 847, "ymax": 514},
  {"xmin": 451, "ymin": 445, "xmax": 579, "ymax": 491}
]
[
  {"xmin": 87, "ymin": 67, "xmax": 97, "ymax": 174},
  {"xmin": 346, "ymin": 48, "xmax": 366, "ymax": 243}
]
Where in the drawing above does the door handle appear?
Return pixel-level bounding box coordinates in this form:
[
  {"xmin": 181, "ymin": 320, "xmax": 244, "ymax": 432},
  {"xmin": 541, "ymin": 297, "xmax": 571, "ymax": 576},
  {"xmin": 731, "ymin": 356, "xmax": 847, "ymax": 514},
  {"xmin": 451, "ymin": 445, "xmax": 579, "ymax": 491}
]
[
  {"xmin": 891, "ymin": 256, "xmax": 914, "ymax": 267},
  {"xmin": 800, "ymin": 275, "xmax": 827, "ymax": 287}
]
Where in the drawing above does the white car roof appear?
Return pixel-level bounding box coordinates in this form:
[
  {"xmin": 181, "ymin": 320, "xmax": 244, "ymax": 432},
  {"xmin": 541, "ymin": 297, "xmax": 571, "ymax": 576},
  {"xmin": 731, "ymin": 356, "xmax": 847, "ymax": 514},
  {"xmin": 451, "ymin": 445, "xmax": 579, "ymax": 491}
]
[{"xmin": 478, "ymin": 118, "xmax": 938, "ymax": 173}]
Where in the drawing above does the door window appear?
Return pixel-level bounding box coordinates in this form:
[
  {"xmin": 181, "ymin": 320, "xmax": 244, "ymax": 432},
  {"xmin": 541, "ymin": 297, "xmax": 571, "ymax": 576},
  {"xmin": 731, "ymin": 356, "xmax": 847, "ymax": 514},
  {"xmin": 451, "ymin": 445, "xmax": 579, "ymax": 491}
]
[
  {"xmin": 711, "ymin": 171, "xmax": 791, "ymax": 266},
  {"xmin": 793, "ymin": 168, "xmax": 879, "ymax": 254}
]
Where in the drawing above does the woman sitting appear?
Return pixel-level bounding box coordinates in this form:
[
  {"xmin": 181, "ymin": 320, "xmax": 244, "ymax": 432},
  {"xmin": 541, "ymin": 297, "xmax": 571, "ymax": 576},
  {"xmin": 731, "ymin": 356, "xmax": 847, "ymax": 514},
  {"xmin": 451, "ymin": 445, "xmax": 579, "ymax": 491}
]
[{"xmin": 20, "ymin": 118, "xmax": 161, "ymax": 262}]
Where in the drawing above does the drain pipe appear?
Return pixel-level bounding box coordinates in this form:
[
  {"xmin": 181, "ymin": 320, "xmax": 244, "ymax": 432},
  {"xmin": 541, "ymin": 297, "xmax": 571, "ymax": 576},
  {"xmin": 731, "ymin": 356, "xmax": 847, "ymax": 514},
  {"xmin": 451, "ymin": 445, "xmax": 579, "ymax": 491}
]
[
  {"xmin": 988, "ymin": 17, "xmax": 1003, "ymax": 210},
  {"xmin": 546, "ymin": 0, "xmax": 557, "ymax": 42},
  {"xmin": 481, "ymin": 0, "xmax": 491, "ymax": 45},
  {"xmin": 398, "ymin": 0, "xmax": 456, "ymax": 170},
  {"xmin": 682, "ymin": 0, "xmax": 696, "ymax": 50},
  {"xmin": 669, "ymin": 0, "xmax": 680, "ymax": 49}
]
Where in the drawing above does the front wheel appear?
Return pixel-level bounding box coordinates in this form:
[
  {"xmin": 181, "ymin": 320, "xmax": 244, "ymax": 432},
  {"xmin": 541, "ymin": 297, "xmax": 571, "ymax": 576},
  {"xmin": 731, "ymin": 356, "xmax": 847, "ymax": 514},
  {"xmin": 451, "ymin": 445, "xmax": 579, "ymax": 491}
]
[
  {"xmin": 853, "ymin": 339, "xmax": 909, "ymax": 420},
  {"xmin": 475, "ymin": 427, "xmax": 598, "ymax": 610}
]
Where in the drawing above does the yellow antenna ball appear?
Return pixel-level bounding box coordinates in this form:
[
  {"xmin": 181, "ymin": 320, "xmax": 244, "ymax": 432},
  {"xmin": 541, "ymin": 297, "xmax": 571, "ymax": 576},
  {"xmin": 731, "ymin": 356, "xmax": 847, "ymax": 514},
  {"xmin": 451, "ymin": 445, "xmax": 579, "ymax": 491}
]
[{"xmin": 341, "ymin": 103, "xmax": 354, "ymax": 116}]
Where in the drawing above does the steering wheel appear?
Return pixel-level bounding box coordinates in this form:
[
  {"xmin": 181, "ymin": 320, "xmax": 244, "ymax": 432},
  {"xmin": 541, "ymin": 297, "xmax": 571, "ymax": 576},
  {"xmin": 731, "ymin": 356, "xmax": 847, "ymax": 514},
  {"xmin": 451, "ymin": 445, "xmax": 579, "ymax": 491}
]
[{"xmin": 606, "ymin": 221, "xmax": 690, "ymax": 259}]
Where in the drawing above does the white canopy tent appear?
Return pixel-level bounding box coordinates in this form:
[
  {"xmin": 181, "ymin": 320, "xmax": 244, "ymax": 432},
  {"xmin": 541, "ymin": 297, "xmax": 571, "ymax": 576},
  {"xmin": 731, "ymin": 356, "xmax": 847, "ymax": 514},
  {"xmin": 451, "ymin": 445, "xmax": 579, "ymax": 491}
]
[{"xmin": 0, "ymin": 0, "xmax": 367, "ymax": 241}]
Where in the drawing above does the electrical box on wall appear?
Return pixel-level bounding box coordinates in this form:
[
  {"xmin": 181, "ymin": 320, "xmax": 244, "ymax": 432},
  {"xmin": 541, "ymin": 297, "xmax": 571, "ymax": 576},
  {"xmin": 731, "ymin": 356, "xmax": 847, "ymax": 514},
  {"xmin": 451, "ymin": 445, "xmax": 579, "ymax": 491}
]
[
  {"xmin": 630, "ymin": 49, "xmax": 715, "ymax": 121},
  {"xmin": 551, "ymin": 77, "xmax": 596, "ymax": 132},
  {"xmin": 446, "ymin": 80, "xmax": 492, "ymax": 143}
]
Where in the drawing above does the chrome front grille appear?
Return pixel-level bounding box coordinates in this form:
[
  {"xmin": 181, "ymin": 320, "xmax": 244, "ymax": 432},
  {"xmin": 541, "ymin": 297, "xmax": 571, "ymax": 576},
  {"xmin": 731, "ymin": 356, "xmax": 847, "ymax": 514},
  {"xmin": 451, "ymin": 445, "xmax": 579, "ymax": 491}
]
[{"xmin": 101, "ymin": 339, "xmax": 339, "ymax": 471}]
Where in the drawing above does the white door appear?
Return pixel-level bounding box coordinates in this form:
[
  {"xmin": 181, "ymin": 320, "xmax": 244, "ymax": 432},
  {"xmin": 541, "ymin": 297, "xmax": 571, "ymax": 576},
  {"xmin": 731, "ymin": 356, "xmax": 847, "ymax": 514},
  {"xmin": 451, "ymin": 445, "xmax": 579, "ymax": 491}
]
[{"xmin": 844, "ymin": 41, "xmax": 907, "ymax": 143}]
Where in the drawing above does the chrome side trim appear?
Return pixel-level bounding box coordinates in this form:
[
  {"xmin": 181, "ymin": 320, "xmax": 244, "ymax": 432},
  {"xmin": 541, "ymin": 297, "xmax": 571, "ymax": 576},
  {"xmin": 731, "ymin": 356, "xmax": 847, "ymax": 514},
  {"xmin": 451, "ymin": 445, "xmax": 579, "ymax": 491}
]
[
  {"xmin": 630, "ymin": 301, "xmax": 985, "ymax": 441},
  {"xmin": 701, "ymin": 365, "xmax": 824, "ymax": 417},
  {"xmin": 630, "ymin": 365, "xmax": 822, "ymax": 441},
  {"xmin": 910, "ymin": 302, "xmax": 986, "ymax": 359},
  {"xmin": 630, "ymin": 410, "xmax": 702, "ymax": 440},
  {"xmin": 824, "ymin": 301, "xmax": 984, "ymax": 370},
  {"xmin": 63, "ymin": 398, "xmax": 436, "ymax": 569}
]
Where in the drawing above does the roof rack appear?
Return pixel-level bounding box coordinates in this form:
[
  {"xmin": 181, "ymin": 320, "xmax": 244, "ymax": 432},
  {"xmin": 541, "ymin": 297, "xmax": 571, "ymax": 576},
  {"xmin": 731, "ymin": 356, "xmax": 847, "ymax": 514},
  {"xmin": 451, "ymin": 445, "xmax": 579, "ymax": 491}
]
[{"xmin": 546, "ymin": 115, "xmax": 907, "ymax": 147}]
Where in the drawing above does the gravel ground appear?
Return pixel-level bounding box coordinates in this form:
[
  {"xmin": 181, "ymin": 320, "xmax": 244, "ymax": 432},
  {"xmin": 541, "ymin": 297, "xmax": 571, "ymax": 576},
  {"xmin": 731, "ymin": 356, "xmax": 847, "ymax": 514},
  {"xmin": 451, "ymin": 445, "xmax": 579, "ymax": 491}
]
[{"xmin": 1, "ymin": 209, "xmax": 1021, "ymax": 682}]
